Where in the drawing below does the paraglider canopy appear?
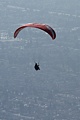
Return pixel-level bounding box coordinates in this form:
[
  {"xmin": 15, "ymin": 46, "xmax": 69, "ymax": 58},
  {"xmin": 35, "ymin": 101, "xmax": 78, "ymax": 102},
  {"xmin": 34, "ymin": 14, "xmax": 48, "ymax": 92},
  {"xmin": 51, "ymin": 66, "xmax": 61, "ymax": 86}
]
[{"xmin": 14, "ymin": 23, "xmax": 56, "ymax": 40}]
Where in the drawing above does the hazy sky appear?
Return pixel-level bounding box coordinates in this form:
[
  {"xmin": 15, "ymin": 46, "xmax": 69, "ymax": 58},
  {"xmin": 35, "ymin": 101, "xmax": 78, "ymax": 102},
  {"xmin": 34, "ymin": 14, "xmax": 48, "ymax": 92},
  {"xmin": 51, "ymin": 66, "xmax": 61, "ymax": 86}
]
[{"xmin": 0, "ymin": 1, "xmax": 80, "ymax": 119}]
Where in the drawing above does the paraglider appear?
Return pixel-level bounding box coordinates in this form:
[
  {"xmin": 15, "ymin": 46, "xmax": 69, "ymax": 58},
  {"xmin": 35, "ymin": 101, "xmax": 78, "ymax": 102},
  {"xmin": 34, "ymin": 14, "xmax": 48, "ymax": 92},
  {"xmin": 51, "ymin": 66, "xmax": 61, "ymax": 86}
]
[{"xmin": 14, "ymin": 23, "xmax": 56, "ymax": 71}]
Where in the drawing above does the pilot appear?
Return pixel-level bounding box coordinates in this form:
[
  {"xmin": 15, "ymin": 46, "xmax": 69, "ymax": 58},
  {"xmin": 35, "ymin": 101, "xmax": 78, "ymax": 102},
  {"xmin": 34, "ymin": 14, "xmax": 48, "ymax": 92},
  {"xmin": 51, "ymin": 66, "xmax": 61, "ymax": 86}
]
[{"xmin": 34, "ymin": 63, "xmax": 40, "ymax": 71}]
